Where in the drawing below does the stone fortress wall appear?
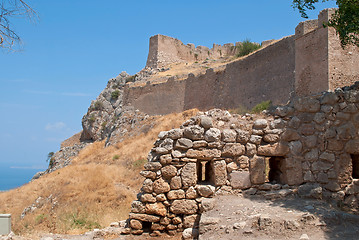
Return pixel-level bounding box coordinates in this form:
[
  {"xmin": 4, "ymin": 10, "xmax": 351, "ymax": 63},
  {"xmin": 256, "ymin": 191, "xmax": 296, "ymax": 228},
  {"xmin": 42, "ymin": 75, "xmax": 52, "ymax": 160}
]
[
  {"xmin": 123, "ymin": 9, "xmax": 359, "ymax": 116},
  {"xmin": 145, "ymin": 34, "xmax": 241, "ymax": 69},
  {"xmin": 125, "ymin": 82, "xmax": 359, "ymax": 236}
]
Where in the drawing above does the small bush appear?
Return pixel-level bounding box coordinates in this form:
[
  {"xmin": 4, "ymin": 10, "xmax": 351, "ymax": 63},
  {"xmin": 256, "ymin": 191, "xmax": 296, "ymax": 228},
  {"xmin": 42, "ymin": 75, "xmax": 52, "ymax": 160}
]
[
  {"xmin": 93, "ymin": 101, "xmax": 103, "ymax": 110},
  {"xmin": 237, "ymin": 39, "xmax": 261, "ymax": 57},
  {"xmin": 126, "ymin": 75, "xmax": 136, "ymax": 83},
  {"xmin": 101, "ymin": 121, "xmax": 107, "ymax": 128},
  {"xmin": 69, "ymin": 213, "xmax": 101, "ymax": 230},
  {"xmin": 112, "ymin": 154, "xmax": 120, "ymax": 161},
  {"xmin": 88, "ymin": 114, "xmax": 96, "ymax": 123},
  {"xmin": 35, "ymin": 214, "xmax": 47, "ymax": 224},
  {"xmin": 111, "ymin": 90, "xmax": 120, "ymax": 100},
  {"xmin": 251, "ymin": 100, "xmax": 272, "ymax": 113}
]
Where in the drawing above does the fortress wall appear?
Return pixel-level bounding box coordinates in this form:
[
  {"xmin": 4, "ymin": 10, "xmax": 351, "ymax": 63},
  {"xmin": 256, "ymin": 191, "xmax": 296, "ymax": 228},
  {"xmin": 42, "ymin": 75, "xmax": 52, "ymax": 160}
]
[
  {"xmin": 295, "ymin": 21, "xmax": 329, "ymax": 96},
  {"xmin": 126, "ymin": 36, "xmax": 295, "ymax": 115},
  {"xmin": 123, "ymin": 79, "xmax": 186, "ymax": 116},
  {"xmin": 218, "ymin": 35, "xmax": 295, "ymax": 109},
  {"xmin": 145, "ymin": 34, "xmax": 239, "ymax": 69},
  {"xmin": 328, "ymin": 27, "xmax": 359, "ymax": 90}
]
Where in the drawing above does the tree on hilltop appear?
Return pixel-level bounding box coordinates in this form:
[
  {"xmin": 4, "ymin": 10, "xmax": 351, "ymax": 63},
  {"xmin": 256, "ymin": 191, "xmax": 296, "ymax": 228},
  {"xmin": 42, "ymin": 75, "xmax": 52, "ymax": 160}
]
[
  {"xmin": 0, "ymin": 0, "xmax": 37, "ymax": 50},
  {"xmin": 292, "ymin": 0, "xmax": 359, "ymax": 47}
]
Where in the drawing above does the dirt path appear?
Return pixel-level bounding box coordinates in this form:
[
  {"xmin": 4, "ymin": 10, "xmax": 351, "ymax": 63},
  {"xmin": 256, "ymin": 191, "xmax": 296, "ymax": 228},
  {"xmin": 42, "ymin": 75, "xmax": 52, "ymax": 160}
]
[{"xmin": 199, "ymin": 195, "xmax": 359, "ymax": 240}]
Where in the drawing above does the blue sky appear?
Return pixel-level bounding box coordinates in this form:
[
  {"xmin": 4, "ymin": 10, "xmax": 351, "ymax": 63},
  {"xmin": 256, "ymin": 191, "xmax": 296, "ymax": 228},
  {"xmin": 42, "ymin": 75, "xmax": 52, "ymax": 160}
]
[{"xmin": 0, "ymin": 0, "xmax": 337, "ymax": 170}]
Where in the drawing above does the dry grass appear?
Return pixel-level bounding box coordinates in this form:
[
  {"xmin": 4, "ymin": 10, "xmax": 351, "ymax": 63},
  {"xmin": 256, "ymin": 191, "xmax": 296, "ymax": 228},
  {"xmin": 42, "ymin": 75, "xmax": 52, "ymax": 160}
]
[{"xmin": 0, "ymin": 109, "xmax": 198, "ymax": 237}]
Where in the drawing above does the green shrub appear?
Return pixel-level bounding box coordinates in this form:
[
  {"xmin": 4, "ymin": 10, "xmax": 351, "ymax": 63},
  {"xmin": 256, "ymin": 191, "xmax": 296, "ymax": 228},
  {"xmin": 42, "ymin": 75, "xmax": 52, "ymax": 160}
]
[
  {"xmin": 93, "ymin": 101, "xmax": 103, "ymax": 111},
  {"xmin": 126, "ymin": 75, "xmax": 136, "ymax": 83},
  {"xmin": 101, "ymin": 121, "xmax": 107, "ymax": 128},
  {"xmin": 112, "ymin": 154, "xmax": 120, "ymax": 161},
  {"xmin": 111, "ymin": 90, "xmax": 120, "ymax": 100},
  {"xmin": 237, "ymin": 39, "xmax": 261, "ymax": 57},
  {"xmin": 251, "ymin": 100, "xmax": 272, "ymax": 113},
  {"xmin": 88, "ymin": 114, "xmax": 96, "ymax": 123},
  {"xmin": 69, "ymin": 213, "xmax": 100, "ymax": 230}
]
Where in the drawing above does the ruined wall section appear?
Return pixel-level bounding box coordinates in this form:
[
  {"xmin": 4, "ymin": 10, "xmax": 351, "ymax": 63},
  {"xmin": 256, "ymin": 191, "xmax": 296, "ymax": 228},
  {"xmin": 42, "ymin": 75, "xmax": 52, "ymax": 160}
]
[
  {"xmin": 295, "ymin": 18, "xmax": 329, "ymax": 96},
  {"xmin": 127, "ymin": 36, "xmax": 295, "ymax": 115},
  {"xmin": 295, "ymin": 8, "xmax": 359, "ymax": 96},
  {"xmin": 145, "ymin": 34, "xmax": 239, "ymax": 69},
  {"xmin": 124, "ymin": 82, "xmax": 359, "ymax": 236}
]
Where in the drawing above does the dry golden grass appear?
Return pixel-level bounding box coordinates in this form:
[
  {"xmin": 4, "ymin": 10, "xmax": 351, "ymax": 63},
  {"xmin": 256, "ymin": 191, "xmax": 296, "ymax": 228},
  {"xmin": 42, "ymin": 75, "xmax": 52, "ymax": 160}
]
[{"xmin": 0, "ymin": 109, "xmax": 198, "ymax": 237}]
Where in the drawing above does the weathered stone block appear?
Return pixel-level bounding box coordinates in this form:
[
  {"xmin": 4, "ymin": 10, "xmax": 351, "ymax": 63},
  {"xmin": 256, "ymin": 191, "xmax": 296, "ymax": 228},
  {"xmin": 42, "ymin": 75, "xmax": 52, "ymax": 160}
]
[
  {"xmin": 304, "ymin": 149, "xmax": 319, "ymax": 162},
  {"xmin": 170, "ymin": 176, "xmax": 182, "ymax": 190},
  {"xmin": 131, "ymin": 201, "xmax": 145, "ymax": 214},
  {"xmin": 181, "ymin": 163, "xmax": 197, "ymax": 187},
  {"xmin": 213, "ymin": 160, "xmax": 227, "ymax": 186},
  {"xmin": 183, "ymin": 126, "xmax": 204, "ymax": 140},
  {"xmin": 145, "ymin": 202, "xmax": 167, "ymax": 216},
  {"xmin": 196, "ymin": 185, "xmax": 215, "ymax": 197},
  {"xmin": 140, "ymin": 170, "xmax": 156, "ymax": 180},
  {"xmin": 229, "ymin": 171, "xmax": 251, "ymax": 189},
  {"xmin": 153, "ymin": 178, "xmax": 170, "ymax": 194},
  {"xmin": 263, "ymin": 134, "xmax": 279, "ymax": 143},
  {"xmin": 237, "ymin": 155, "xmax": 250, "ymax": 169},
  {"xmin": 170, "ymin": 200, "xmax": 198, "ymax": 214},
  {"xmin": 186, "ymin": 149, "xmax": 221, "ymax": 160},
  {"xmin": 299, "ymin": 124, "xmax": 315, "ymax": 136},
  {"xmin": 319, "ymin": 152, "xmax": 335, "ymax": 162},
  {"xmin": 257, "ymin": 143, "xmax": 289, "ymax": 156},
  {"xmin": 161, "ymin": 165, "xmax": 177, "ymax": 179},
  {"xmin": 175, "ymin": 138, "xmax": 193, "ymax": 150},
  {"xmin": 222, "ymin": 143, "xmax": 245, "ymax": 157},
  {"xmin": 204, "ymin": 128, "xmax": 221, "ymax": 142},
  {"xmin": 167, "ymin": 189, "xmax": 186, "ymax": 200},
  {"xmin": 246, "ymin": 143, "xmax": 257, "ymax": 156},
  {"xmin": 227, "ymin": 162, "xmax": 239, "ymax": 173},
  {"xmin": 200, "ymin": 116, "xmax": 213, "ymax": 129},
  {"xmin": 250, "ymin": 156, "xmax": 265, "ymax": 185},
  {"xmin": 130, "ymin": 219, "xmax": 142, "ymax": 230},
  {"xmin": 249, "ymin": 135, "xmax": 262, "ymax": 144},
  {"xmin": 129, "ymin": 213, "xmax": 161, "ymax": 222},
  {"xmin": 142, "ymin": 179, "xmax": 153, "ymax": 193},
  {"xmin": 253, "ymin": 119, "xmax": 268, "ymax": 129},
  {"xmin": 185, "ymin": 186, "xmax": 197, "ymax": 199},
  {"xmin": 192, "ymin": 140, "xmax": 207, "ymax": 148},
  {"xmin": 236, "ymin": 129, "xmax": 250, "ymax": 144},
  {"xmin": 141, "ymin": 193, "xmax": 156, "ymax": 203},
  {"xmin": 167, "ymin": 128, "xmax": 183, "ymax": 140},
  {"xmin": 144, "ymin": 162, "xmax": 162, "ymax": 171},
  {"xmin": 222, "ymin": 129, "xmax": 237, "ymax": 142}
]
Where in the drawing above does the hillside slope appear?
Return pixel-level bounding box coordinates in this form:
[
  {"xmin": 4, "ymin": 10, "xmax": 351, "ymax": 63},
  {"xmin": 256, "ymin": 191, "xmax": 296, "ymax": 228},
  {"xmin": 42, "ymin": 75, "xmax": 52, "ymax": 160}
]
[{"xmin": 0, "ymin": 110, "xmax": 197, "ymax": 237}]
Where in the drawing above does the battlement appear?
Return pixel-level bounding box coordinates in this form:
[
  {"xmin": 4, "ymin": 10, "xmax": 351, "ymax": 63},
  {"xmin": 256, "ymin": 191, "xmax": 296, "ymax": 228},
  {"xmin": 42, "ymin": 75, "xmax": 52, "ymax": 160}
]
[{"xmin": 145, "ymin": 34, "xmax": 242, "ymax": 69}]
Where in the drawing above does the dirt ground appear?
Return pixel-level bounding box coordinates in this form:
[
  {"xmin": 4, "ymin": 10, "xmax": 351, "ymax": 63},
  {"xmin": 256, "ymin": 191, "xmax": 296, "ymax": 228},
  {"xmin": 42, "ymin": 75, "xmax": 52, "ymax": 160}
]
[{"xmin": 200, "ymin": 194, "xmax": 359, "ymax": 240}]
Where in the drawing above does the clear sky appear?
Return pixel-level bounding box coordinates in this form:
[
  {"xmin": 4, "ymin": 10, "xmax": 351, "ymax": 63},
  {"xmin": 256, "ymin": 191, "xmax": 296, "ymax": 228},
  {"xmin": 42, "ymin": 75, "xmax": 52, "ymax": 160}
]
[{"xmin": 0, "ymin": 0, "xmax": 337, "ymax": 170}]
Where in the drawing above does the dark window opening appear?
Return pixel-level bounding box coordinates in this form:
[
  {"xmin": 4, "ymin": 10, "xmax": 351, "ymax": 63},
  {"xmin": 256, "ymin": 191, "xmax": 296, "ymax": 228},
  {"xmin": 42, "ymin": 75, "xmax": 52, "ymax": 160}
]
[
  {"xmin": 351, "ymin": 154, "xmax": 359, "ymax": 179},
  {"xmin": 142, "ymin": 221, "xmax": 152, "ymax": 232},
  {"xmin": 197, "ymin": 160, "xmax": 213, "ymax": 184},
  {"xmin": 267, "ymin": 156, "xmax": 285, "ymax": 184}
]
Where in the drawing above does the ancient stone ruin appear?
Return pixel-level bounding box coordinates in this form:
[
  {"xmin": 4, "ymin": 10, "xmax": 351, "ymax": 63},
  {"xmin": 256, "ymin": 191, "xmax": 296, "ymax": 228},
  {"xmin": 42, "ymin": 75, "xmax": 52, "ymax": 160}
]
[{"xmin": 124, "ymin": 82, "xmax": 359, "ymax": 237}]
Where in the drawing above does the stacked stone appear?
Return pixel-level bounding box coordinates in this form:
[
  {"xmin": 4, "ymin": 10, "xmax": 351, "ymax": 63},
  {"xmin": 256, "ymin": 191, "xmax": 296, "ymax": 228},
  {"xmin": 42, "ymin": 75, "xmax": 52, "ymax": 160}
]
[
  {"xmin": 126, "ymin": 82, "xmax": 359, "ymax": 237},
  {"xmin": 273, "ymin": 85, "xmax": 359, "ymax": 206},
  {"xmin": 125, "ymin": 110, "xmax": 291, "ymax": 236}
]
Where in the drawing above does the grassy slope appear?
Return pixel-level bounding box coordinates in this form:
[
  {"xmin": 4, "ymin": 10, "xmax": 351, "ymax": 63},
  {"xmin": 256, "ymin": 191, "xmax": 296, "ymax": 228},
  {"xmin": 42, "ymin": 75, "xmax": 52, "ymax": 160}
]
[{"xmin": 0, "ymin": 109, "xmax": 198, "ymax": 237}]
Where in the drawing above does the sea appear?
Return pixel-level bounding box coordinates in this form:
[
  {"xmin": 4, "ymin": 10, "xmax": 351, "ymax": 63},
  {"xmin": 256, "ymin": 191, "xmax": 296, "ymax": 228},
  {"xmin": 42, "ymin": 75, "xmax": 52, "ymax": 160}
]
[{"xmin": 0, "ymin": 164, "xmax": 44, "ymax": 192}]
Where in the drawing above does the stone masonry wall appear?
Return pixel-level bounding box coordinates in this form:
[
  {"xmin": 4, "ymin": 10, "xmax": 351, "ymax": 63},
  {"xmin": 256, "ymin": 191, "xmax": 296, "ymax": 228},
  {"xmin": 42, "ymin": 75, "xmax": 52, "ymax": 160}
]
[
  {"xmin": 295, "ymin": 9, "xmax": 359, "ymax": 96},
  {"xmin": 124, "ymin": 82, "xmax": 359, "ymax": 237},
  {"xmin": 146, "ymin": 34, "xmax": 240, "ymax": 69},
  {"xmin": 125, "ymin": 35, "xmax": 295, "ymax": 115},
  {"xmin": 125, "ymin": 9, "xmax": 359, "ymax": 116}
]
